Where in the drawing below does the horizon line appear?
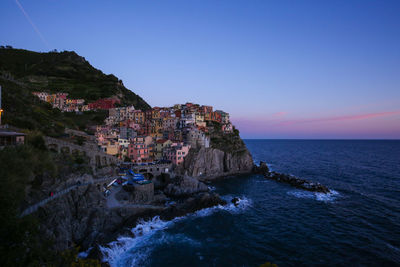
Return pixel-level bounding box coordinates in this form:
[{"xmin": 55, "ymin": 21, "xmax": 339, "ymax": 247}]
[{"xmin": 242, "ymin": 138, "xmax": 400, "ymax": 140}]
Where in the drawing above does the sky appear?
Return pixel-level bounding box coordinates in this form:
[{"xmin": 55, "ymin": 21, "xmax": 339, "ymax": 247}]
[{"xmin": 1, "ymin": 0, "xmax": 400, "ymax": 139}]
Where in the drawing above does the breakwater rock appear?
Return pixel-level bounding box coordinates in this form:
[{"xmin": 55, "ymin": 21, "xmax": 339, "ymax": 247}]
[
  {"xmin": 265, "ymin": 172, "xmax": 330, "ymax": 193},
  {"xmin": 254, "ymin": 161, "xmax": 330, "ymax": 193}
]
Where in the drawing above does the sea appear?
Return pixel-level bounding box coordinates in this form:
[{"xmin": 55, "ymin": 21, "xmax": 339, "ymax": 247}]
[{"xmin": 100, "ymin": 140, "xmax": 400, "ymax": 266}]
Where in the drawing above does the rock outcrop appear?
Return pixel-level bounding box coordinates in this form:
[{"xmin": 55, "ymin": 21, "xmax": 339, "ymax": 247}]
[
  {"xmin": 265, "ymin": 172, "xmax": 330, "ymax": 193},
  {"xmin": 36, "ymin": 182, "xmax": 164, "ymax": 252},
  {"xmin": 253, "ymin": 161, "xmax": 270, "ymax": 174},
  {"xmin": 178, "ymin": 147, "xmax": 253, "ymax": 180},
  {"xmin": 160, "ymin": 192, "xmax": 226, "ymax": 220},
  {"xmin": 36, "ymin": 174, "xmax": 227, "ymax": 254},
  {"xmin": 164, "ymin": 175, "xmax": 209, "ymax": 197}
]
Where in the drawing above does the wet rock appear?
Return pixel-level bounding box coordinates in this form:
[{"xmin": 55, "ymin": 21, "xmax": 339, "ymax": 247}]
[
  {"xmin": 161, "ymin": 192, "xmax": 226, "ymax": 220},
  {"xmin": 253, "ymin": 161, "xmax": 269, "ymax": 174},
  {"xmin": 231, "ymin": 197, "xmax": 240, "ymax": 206}
]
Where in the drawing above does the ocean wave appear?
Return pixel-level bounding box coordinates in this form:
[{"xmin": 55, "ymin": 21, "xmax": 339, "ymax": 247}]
[
  {"xmin": 287, "ymin": 189, "xmax": 340, "ymax": 202},
  {"xmin": 77, "ymin": 247, "xmax": 92, "ymax": 258},
  {"xmin": 207, "ymin": 185, "xmax": 216, "ymax": 191},
  {"xmin": 100, "ymin": 196, "xmax": 252, "ymax": 266}
]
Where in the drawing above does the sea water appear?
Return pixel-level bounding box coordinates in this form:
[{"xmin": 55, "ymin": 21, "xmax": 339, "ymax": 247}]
[{"xmin": 101, "ymin": 140, "xmax": 400, "ymax": 266}]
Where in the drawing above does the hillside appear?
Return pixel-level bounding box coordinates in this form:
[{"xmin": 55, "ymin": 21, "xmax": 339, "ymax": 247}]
[
  {"xmin": 0, "ymin": 47, "xmax": 151, "ymax": 135},
  {"xmin": 0, "ymin": 48, "xmax": 150, "ymax": 108}
]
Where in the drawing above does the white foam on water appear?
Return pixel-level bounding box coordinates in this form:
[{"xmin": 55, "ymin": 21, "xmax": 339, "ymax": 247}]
[
  {"xmin": 220, "ymin": 195, "xmax": 253, "ymax": 213},
  {"xmin": 77, "ymin": 247, "xmax": 92, "ymax": 258},
  {"xmin": 287, "ymin": 189, "xmax": 340, "ymax": 202},
  {"xmin": 100, "ymin": 196, "xmax": 252, "ymax": 267},
  {"xmin": 207, "ymin": 185, "xmax": 216, "ymax": 191}
]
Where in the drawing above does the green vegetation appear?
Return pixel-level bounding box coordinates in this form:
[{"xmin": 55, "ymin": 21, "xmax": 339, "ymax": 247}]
[
  {"xmin": 207, "ymin": 121, "xmax": 246, "ymax": 153},
  {"xmin": 0, "ymin": 77, "xmax": 109, "ymax": 136},
  {"xmin": 0, "ymin": 138, "xmax": 97, "ymax": 266},
  {"xmin": 0, "ymin": 47, "xmax": 151, "ymax": 135},
  {"xmin": 0, "ymin": 48, "xmax": 150, "ymax": 108}
]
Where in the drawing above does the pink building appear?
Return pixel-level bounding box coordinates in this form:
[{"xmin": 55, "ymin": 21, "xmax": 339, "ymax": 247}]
[
  {"xmin": 128, "ymin": 137, "xmax": 149, "ymax": 163},
  {"xmin": 164, "ymin": 143, "xmax": 191, "ymax": 165}
]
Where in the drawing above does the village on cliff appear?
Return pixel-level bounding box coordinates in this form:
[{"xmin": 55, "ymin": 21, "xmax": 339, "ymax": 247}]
[{"xmin": 32, "ymin": 91, "xmax": 233, "ymax": 165}]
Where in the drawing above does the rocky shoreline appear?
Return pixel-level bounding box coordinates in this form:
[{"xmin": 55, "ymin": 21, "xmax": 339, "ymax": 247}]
[
  {"xmin": 35, "ymin": 173, "xmax": 228, "ymax": 263},
  {"xmin": 86, "ymin": 189, "xmax": 227, "ymax": 262},
  {"xmin": 35, "ymin": 148, "xmax": 333, "ymax": 264},
  {"xmin": 254, "ymin": 162, "xmax": 330, "ymax": 193},
  {"xmin": 31, "ymin": 143, "xmax": 255, "ymax": 265}
]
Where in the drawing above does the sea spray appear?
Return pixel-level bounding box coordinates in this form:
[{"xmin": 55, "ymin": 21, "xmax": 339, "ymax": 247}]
[
  {"xmin": 100, "ymin": 196, "xmax": 252, "ymax": 266},
  {"xmin": 287, "ymin": 189, "xmax": 340, "ymax": 202}
]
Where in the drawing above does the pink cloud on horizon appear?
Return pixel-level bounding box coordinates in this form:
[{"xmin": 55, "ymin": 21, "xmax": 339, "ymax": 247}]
[
  {"xmin": 272, "ymin": 111, "xmax": 287, "ymax": 118},
  {"xmin": 276, "ymin": 110, "xmax": 400, "ymax": 126},
  {"xmin": 231, "ymin": 110, "xmax": 400, "ymax": 138}
]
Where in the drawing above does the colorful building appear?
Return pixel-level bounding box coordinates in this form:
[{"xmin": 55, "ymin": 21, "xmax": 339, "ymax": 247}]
[
  {"xmin": 88, "ymin": 98, "xmax": 119, "ymax": 110},
  {"xmin": 154, "ymin": 139, "xmax": 172, "ymax": 160},
  {"xmin": 128, "ymin": 137, "xmax": 149, "ymax": 163},
  {"xmin": 164, "ymin": 143, "xmax": 191, "ymax": 165}
]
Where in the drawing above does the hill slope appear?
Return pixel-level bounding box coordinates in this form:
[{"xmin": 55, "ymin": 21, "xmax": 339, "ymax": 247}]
[{"xmin": 0, "ymin": 48, "xmax": 151, "ymax": 135}]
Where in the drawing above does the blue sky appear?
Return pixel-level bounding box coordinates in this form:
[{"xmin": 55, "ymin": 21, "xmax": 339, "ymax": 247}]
[{"xmin": 1, "ymin": 0, "xmax": 400, "ymax": 138}]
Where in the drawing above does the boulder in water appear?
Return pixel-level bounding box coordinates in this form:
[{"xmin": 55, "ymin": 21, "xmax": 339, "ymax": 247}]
[
  {"xmin": 253, "ymin": 161, "xmax": 270, "ymax": 174},
  {"xmin": 231, "ymin": 197, "xmax": 240, "ymax": 206}
]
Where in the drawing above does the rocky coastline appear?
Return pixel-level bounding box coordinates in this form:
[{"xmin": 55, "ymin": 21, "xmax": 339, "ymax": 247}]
[
  {"xmin": 254, "ymin": 162, "xmax": 330, "ymax": 193},
  {"xmin": 25, "ymin": 128, "xmax": 255, "ymax": 265},
  {"xmin": 33, "ymin": 147, "xmax": 332, "ymax": 264}
]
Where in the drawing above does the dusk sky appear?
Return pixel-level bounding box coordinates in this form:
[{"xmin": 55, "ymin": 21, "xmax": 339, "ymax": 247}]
[{"xmin": 1, "ymin": 0, "xmax": 399, "ymax": 139}]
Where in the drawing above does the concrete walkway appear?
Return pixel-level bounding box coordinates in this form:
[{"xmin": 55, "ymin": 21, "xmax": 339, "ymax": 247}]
[{"xmin": 20, "ymin": 176, "xmax": 115, "ymax": 217}]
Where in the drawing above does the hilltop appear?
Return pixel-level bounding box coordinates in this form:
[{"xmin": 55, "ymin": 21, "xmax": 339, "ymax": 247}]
[{"xmin": 0, "ymin": 47, "xmax": 150, "ymax": 135}]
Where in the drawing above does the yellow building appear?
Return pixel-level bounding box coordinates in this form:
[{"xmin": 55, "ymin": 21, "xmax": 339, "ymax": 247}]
[
  {"xmin": 134, "ymin": 111, "xmax": 145, "ymax": 124},
  {"xmin": 195, "ymin": 113, "xmax": 206, "ymax": 127},
  {"xmin": 105, "ymin": 142, "xmax": 119, "ymax": 156},
  {"xmin": 152, "ymin": 109, "xmax": 161, "ymax": 119}
]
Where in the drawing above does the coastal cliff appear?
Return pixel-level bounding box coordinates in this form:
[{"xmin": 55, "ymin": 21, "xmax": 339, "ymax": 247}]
[
  {"xmin": 178, "ymin": 121, "xmax": 254, "ymax": 179},
  {"xmin": 179, "ymin": 147, "xmax": 253, "ymax": 179}
]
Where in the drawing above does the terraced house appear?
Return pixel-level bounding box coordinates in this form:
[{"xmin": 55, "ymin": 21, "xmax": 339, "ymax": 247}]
[{"xmin": 94, "ymin": 102, "xmax": 232, "ymax": 166}]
